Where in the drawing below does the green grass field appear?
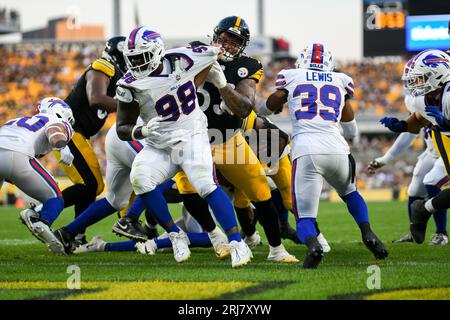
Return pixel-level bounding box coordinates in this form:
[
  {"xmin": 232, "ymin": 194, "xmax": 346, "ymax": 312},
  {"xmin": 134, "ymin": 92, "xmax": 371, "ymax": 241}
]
[{"xmin": 1, "ymin": 201, "xmax": 449, "ymax": 300}]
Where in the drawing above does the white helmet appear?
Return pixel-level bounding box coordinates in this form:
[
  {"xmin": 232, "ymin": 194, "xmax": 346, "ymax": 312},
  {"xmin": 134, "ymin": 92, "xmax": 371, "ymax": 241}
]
[
  {"xmin": 295, "ymin": 43, "xmax": 334, "ymax": 72},
  {"xmin": 402, "ymin": 49, "xmax": 450, "ymax": 96},
  {"xmin": 36, "ymin": 97, "xmax": 75, "ymax": 125},
  {"xmin": 123, "ymin": 26, "xmax": 165, "ymax": 79}
]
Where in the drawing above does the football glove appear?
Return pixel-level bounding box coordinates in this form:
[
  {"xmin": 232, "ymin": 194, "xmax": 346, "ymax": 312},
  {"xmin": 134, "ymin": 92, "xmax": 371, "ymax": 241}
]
[
  {"xmin": 367, "ymin": 157, "xmax": 387, "ymax": 174},
  {"xmin": 141, "ymin": 117, "xmax": 162, "ymax": 139},
  {"xmin": 206, "ymin": 61, "xmax": 227, "ymax": 89},
  {"xmin": 59, "ymin": 146, "xmax": 74, "ymax": 166},
  {"xmin": 425, "ymin": 106, "xmax": 450, "ymax": 131},
  {"xmin": 380, "ymin": 117, "xmax": 408, "ymax": 133}
]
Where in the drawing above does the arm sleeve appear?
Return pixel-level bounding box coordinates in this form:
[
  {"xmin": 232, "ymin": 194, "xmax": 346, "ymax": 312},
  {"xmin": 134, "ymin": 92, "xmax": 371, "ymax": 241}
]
[
  {"xmin": 380, "ymin": 132, "xmax": 416, "ymax": 162},
  {"xmin": 343, "ymin": 74, "xmax": 355, "ymax": 99},
  {"xmin": 340, "ymin": 119, "xmax": 358, "ymax": 140}
]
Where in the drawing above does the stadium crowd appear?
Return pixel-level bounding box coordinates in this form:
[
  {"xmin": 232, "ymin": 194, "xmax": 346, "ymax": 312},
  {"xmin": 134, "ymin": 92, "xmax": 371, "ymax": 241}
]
[{"xmin": 0, "ymin": 43, "xmax": 418, "ymax": 190}]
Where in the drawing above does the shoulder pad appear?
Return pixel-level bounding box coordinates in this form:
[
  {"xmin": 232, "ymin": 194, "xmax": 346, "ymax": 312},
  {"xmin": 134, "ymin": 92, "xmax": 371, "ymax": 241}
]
[
  {"xmin": 91, "ymin": 58, "xmax": 116, "ymax": 78},
  {"xmin": 116, "ymin": 86, "xmax": 134, "ymax": 103}
]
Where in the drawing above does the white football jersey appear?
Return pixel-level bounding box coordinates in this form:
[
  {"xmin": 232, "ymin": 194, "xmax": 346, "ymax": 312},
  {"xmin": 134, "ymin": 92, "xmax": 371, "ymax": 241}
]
[
  {"xmin": 276, "ymin": 68, "xmax": 355, "ymax": 158},
  {"xmin": 117, "ymin": 45, "xmax": 219, "ymax": 148},
  {"xmin": 405, "ymin": 82, "xmax": 450, "ymax": 136},
  {"xmin": 0, "ymin": 113, "xmax": 73, "ymax": 157}
]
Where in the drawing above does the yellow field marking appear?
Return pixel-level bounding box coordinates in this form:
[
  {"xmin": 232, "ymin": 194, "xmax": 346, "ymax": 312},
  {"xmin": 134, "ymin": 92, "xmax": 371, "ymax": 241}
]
[
  {"xmin": 366, "ymin": 287, "xmax": 450, "ymax": 300},
  {"xmin": 0, "ymin": 281, "xmax": 255, "ymax": 300}
]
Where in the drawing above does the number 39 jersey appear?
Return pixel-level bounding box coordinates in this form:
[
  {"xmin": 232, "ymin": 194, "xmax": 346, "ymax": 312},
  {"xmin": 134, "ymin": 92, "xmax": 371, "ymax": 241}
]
[
  {"xmin": 0, "ymin": 113, "xmax": 73, "ymax": 157},
  {"xmin": 116, "ymin": 46, "xmax": 219, "ymax": 148},
  {"xmin": 276, "ymin": 68, "xmax": 355, "ymax": 158}
]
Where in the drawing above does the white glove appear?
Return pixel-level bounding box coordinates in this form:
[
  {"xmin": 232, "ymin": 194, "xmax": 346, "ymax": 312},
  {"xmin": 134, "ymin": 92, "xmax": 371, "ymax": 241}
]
[
  {"xmin": 206, "ymin": 61, "xmax": 227, "ymax": 89},
  {"xmin": 367, "ymin": 156, "xmax": 388, "ymax": 174},
  {"xmin": 141, "ymin": 117, "xmax": 162, "ymax": 139},
  {"xmin": 218, "ymin": 100, "xmax": 234, "ymax": 115},
  {"xmin": 59, "ymin": 146, "xmax": 74, "ymax": 166}
]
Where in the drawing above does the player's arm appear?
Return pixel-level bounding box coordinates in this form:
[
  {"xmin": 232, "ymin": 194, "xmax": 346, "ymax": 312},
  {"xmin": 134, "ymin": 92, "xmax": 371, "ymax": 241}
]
[
  {"xmin": 380, "ymin": 111, "xmax": 428, "ymax": 134},
  {"xmin": 194, "ymin": 65, "xmax": 213, "ymax": 88},
  {"xmin": 85, "ymin": 70, "xmax": 117, "ymax": 113},
  {"xmin": 340, "ymin": 99, "xmax": 359, "ymax": 141},
  {"xmin": 115, "ymin": 86, "xmax": 141, "ymax": 141},
  {"xmin": 256, "ymin": 89, "xmax": 288, "ymax": 115}
]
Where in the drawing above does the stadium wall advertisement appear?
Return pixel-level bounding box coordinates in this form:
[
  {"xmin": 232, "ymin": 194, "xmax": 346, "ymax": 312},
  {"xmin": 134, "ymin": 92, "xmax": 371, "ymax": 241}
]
[{"xmin": 406, "ymin": 14, "xmax": 450, "ymax": 51}]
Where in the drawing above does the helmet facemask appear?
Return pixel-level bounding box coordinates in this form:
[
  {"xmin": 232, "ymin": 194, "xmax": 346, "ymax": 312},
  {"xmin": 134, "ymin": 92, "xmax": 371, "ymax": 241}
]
[
  {"xmin": 212, "ymin": 31, "xmax": 247, "ymax": 61},
  {"xmin": 37, "ymin": 97, "xmax": 75, "ymax": 126}
]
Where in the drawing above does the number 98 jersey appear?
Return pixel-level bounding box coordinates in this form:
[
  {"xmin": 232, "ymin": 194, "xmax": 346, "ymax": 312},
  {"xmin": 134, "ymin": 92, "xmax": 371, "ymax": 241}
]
[{"xmin": 276, "ymin": 68, "xmax": 354, "ymax": 158}]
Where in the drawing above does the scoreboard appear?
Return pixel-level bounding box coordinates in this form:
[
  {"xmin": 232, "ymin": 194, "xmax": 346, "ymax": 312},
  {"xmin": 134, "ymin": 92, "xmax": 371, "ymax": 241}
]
[{"xmin": 363, "ymin": 0, "xmax": 450, "ymax": 56}]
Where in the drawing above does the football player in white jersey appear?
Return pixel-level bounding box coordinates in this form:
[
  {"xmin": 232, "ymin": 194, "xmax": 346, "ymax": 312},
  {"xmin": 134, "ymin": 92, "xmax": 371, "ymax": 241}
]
[
  {"xmin": 256, "ymin": 43, "xmax": 388, "ymax": 268},
  {"xmin": 368, "ymin": 125, "xmax": 448, "ymax": 245},
  {"xmin": 115, "ymin": 27, "xmax": 252, "ymax": 267},
  {"xmin": 380, "ymin": 49, "xmax": 450, "ymax": 244},
  {"xmin": 0, "ymin": 97, "xmax": 74, "ymax": 254}
]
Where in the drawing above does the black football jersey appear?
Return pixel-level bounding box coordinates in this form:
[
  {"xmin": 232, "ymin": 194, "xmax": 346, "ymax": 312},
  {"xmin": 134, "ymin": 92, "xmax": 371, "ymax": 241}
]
[
  {"xmin": 197, "ymin": 55, "xmax": 263, "ymax": 138},
  {"xmin": 65, "ymin": 57, "xmax": 123, "ymax": 138}
]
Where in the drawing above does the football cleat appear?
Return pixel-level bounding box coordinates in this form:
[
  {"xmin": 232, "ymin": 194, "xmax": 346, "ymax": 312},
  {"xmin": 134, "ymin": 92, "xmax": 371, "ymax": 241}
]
[
  {"xmin": 230, "ymin": 240, "xmax": 253, "ymax": 268},
  {"xmin": 74, "ymin": 234, "xmax": 88, "ymax": 246},
  {"xmin": 392, "ymin": 233, "xmax": 414, "ymax": 243},
  {"xmin": 135, "ymin": 239, "xmax": 158, "ymax": 255},
  {"xmin": 317, "ymin": 233, "xmax": 331, "ymax": 253},
  {"xmin": 361, "ymin": 224, "xmax": 389, "ymax": 260},
  {"xmin": 53, "ymin": 228, "xmax": 77, "ymax": 254},
  {"xmin": 244, "ymin": 230, "xmax": 262, "ymax": 248},
  {"xmin": 267, "ymin": 244, "xmax": 299, "ymax": 263},
  {"xmin": 279, "ymin": 220, "xmax": 300, "ymax": 244},
  {"xmin": 73, "ymin": 236, "xmax": 107, "ymax": 254},
  {"xmin": 303, "ymin": 236, "xmax": 323, "ymax": 269},
  {"xmin": 112, "ymin": 217, "xmax": 148, "ymax": 242},
  {"xmin": 19, "ymin": 209, "xmax": 65, "ymax": 255},
  {"xmin": 429, "ymin": 233, "xmax": 449, "ymax": 246},
  {"xmin": 208, "ymin": 227, "xmax": 230, "ymax": 259},
  {"xmin": 168, "ymin": 231, "xmax": 191, "ymax": 263},
  {"xmin": 142, "ymin": 223, "xmax": 159, "ymax": 239},
  {"xmin": 410, "ymin": 200, "xmax": 432, "ymax": 244}
]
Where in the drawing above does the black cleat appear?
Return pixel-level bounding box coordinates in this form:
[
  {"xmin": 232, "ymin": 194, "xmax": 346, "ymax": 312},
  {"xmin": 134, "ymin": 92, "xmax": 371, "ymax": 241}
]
[
  {"xmin": 303, "ymin": 237, "xmax": 323, "ymax": 269},
  {"xmin": 280, "ymin": 220, "xmax": 300, "ymax": 244},
  {"xmin": 112, "ymin": 217, "xmax": 148, "ymax": 242},
  {"xmin": 53, "ymin": 228, "xmax": 77, "ymax": 254},
  {"xmin": 410, "ymin": 200, "xmax": 432, "ymax": 244},
  {"xmin": 142, "ymin": 223, "xmax": 159, "ymax": 239},
  {"xmin": 360, "ymin": 223, "xmax": 388, "ymax": 260}
]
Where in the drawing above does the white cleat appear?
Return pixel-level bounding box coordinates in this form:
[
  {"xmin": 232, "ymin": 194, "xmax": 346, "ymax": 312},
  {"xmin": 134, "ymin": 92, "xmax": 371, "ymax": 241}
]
[
  {"xmin": 429, "ymin": 233, "xmax": 449, "ymax": 246},
  {"xmin": 230, "ymin": 240, "xmax": 253, "ymax": 268},
  {"xmin": 317, "ymin": 233, "xmax": 331, "ymax": 253},
  {"xmin": 135, "ymin": 239, "xmax": 158, "ymax": 255},
  {"xmin": 244, "ymin": 230, "xmax": 262, "ymax": 248},
  {"xmin": 73, "ymin": 236, "xmax": 107, "ymax": 254},
  {"xmin": 267, "ymin": 244, "xmax": 299, "ymax": 263},
  {"xmin": 208, "ymin": 227, "xmax": 230, "ymax": 259},
  {"xmin": 169, "ymin": 230, "xmax": 191, "ymax": 263},
  {"xmin": 19, "ymin": 209, "xmax": 65, "ymax": 255}
]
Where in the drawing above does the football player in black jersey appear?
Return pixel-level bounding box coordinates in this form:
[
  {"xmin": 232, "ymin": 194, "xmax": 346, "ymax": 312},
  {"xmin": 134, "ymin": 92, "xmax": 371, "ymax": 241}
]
[
  {"xmin": 52, "ymin": 36, "xmax": 126, "ymax": 243},
  {"xmin": 174, "ymin": 16, "xmax": 298, "ymax": 262}
]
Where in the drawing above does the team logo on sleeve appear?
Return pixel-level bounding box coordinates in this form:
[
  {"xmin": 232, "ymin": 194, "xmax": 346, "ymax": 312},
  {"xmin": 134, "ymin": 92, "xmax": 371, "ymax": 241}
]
[{"xmin": 237, "ymin": 67, "xmax": 249, "ymax": 78}]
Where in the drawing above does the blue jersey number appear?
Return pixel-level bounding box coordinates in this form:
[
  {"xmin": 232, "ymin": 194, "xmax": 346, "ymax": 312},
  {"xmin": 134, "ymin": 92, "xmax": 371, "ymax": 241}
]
[
  {"xmin": 5, "ymin": 115, "xmax": 49, "ymax": 132},
  {"xmin": 155, "ymin": 81, "xmax": 197, "ymax": 121},
  {"xmin": 293, "ymin": 84, "xmax": 341, "ymax": 122}
]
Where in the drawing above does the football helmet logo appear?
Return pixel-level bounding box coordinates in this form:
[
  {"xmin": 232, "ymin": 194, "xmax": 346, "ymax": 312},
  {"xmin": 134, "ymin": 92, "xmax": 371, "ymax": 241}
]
[
  {"xmin": 37, "ymin": 97, "xmax": 75, "ymax": 125},
  {"xmin": 295, "ymin": 43, "xmax": 334, "ymax": 72}
]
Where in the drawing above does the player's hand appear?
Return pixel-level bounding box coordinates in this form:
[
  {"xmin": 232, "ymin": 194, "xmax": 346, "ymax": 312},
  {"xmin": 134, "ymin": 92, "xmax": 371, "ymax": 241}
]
[
  {"xmin": 218, "ymin": 101, "xmax": 234, "ymax": 115},
  {"xmin": 59, "ymin": 146, "xmax": 74, "ymax": 166},
  {"xmin": 206, "ymin": 61, "xmax": 227, "ymax": 89},
  {"xmin": 367, "ymin": 157, "xmax": 386, "ymax": 174},
  {"xmin": 425, "ymin": 106, "xmax": 445, "ymax": 127},
  {"xmin": 141, "ymin": 117, "xmax": 162, "ymax": 139},
  {"xmin": 380, "ymin": 117, "xmax": 407, "ymax": 133}
]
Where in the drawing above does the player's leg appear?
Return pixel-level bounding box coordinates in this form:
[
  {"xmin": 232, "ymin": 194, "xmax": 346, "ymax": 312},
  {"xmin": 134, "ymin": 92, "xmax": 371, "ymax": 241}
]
[
  {"xmin": 324, "ymin": 154, "xmax": 388, "ymax": 260},
  {"xmin": 130, "ymin": 146, "xmax": 190, "ymax": 263},
  {"xmin": 179, "ymin": 131, "xmax": 252, "ymax": 267},
  {"xmin": 214, "ymin": 132, "xmax": 296, "ymax": 263},
  {"xmin": 233, "ymin": 189, "xmax": 260, "ymax": 247},
  {"xmin": 423, "ymin": 158, "xmax": 448, "ymax": 245},
  {"xmin": 13, "ymin": 154, "xmax": 65, "ymax": 254},
  {"xmin": 412, "ymin": 132, "xmax": 450, "ymax": 243},
  {"xmin": 53, "ymin": 132, "xmax": 105, "ymax": 242},
  {"xmin": 291, "ymin": 155, "xmax": 324, "ymax": 268}
]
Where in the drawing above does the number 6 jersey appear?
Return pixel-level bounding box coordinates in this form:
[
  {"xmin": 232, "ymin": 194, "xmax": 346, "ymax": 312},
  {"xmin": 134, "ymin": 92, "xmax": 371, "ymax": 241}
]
[
  {"xmin": 276, "ymin": 68, "xmax": 355, "ymax": 159},
  {"xmin": 116, "ymin": 45, "xmax": 219, "ymax": 149}
]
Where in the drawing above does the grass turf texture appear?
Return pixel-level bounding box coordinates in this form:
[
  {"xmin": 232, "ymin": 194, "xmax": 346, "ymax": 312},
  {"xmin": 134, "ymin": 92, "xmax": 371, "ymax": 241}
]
[{"xmin": 0, "ymin": 201, "xmax": 449, "ymax": 300}]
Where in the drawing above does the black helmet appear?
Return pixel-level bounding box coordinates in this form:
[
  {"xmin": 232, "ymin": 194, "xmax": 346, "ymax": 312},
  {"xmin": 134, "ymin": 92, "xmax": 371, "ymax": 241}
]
[
  {"xmin": 213, "ymin": 16, "xmax": 250, "ymax": 59},
  {"xmin": 104, "ymin": 36, "xmax": 127, "ymax": 74}
]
